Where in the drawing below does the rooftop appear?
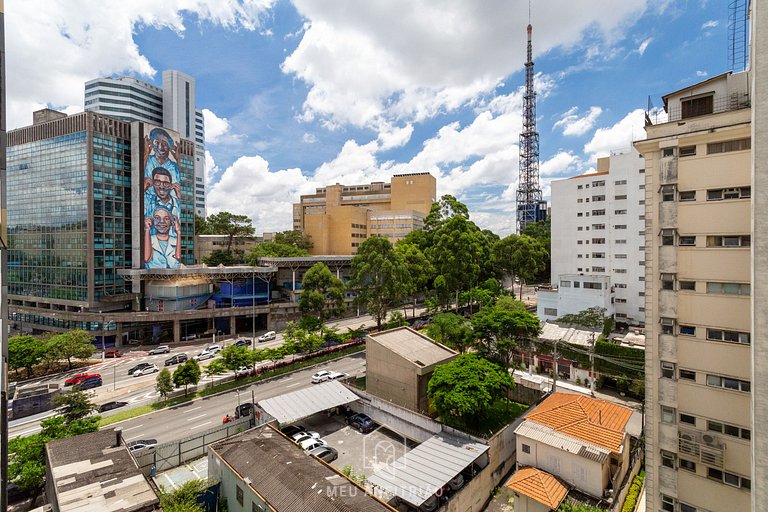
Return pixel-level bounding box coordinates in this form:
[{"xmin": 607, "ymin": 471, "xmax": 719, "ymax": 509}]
[
  {"xmin": 567, "ymin": 170, "xmax": 610, "ymax": 180},
  {"xmin": 507, "ymin": 467, "xmax": 568, "ymax": 510},
  {"xmin": 209, "ymin": 424, "xmax": 393, "ymax": 512},
  {"xmin": 257, "ymin": 380, "xmax": 360, "ymax": 425},
  {"xmin": 368, "ymin": 327, "xmax": 458, "ymax": 368},
  {"xmin": 45, "ymin": 428, "xmax": 158, "ymax": 512},
  {"xmin": 523, "ymin": 392, "xmax": 633, "ymax": 453}
]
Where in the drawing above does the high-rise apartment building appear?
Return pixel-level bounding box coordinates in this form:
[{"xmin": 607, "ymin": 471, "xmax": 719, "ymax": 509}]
[
  {"xmin": 537, "ymin": 149, "xmax": 646, "ymax": 325},
  {"xmin": 84, "ymin": 70, "xmax": 207, "ymax": 216},
  {"xmin": 636, "ymin": 70, "xmax": 752, "ymax": 511},
  {"xmin": 292, "ymin": 173, "xmax": 436, "ymax": 255}
]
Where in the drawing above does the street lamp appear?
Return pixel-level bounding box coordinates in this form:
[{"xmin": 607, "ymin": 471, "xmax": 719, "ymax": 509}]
[{"xmin": 99, "ymin": 310, "xmax": 105, "ymax": 360}]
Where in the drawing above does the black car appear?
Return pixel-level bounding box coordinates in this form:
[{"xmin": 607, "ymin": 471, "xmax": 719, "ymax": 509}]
[
  {"xmin": 99, "ymin": 401, "xmax": 128, "ymax": 413},
  {"xmin": 164, "ymin": 353, "xmax": 188, "ymax": 366},
  {"xmin": 234, "ymin": 402, "xmax": 254, "ymax": 419},
  {"xmin": 280, "ymin": 425, "xmax": 306, "ymax": 437},
  {"xmin": 346, "ymin": 413, "xmax": 376, "ymax": 433},
  {"xmin": 128, "ymin": 363, "xmax": 153, "ymax": 376},
  {"xmin": 74, "ymin": 376, "xmax": 102, "ymax": 391},
  {"xmin": 235, "ymin": 339, "xmax": 252, "ymax": 348}
]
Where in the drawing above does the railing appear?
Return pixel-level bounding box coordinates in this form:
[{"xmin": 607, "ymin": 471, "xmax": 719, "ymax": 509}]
[
  {"xmin": 646, "ymin": 92, "xmax": 750, "ymax": 125},
  {"xmin": 678, "ymin": 429, "xmax": 724, "ymax": 468}
]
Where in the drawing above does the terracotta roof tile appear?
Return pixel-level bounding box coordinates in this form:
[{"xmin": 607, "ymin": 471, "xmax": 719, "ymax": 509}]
[
  {"xmin": 507, "ymin": 467, "xmax": 568, "ymax": 510},
  {"xmin": 524, "ymin": 393, "xmax": 633, "ymax": 453}
]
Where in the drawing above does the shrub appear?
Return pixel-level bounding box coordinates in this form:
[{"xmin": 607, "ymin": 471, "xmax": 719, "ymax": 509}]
[{"xmin": 620, "ymin": 469, "xmax": 645, "ymax": 512}]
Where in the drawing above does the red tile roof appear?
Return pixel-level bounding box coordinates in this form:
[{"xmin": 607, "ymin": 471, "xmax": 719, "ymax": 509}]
[
  {"xmin": 507, "ymin": 467, "xmax": 568, "ymax": 510},
  {"xmin": 524, "ymin": 392, "xmax": 633, "ymax": 453}
]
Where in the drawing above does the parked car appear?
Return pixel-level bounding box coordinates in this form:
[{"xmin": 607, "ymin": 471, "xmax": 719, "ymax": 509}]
[
  {"xmin": 236, "ymin": 365, "xmax": 253, "ymax": 374},
  {"xmin": 104, "ymin": 348, "xmax": 123, "ymax": 358},
  {"xmin": 133, "ymin": 364, "xmax": 159, "ymax": 377},
  {"xmin": 64, "ymin": 372, "xmax": 90, "ymax": 386},
  {"xmin": 258, "ymin": 331, "xmax": 276, "ymax": 343},
  {"xmin": 164, "ymin": 353, "xmax": 188, "ymax": 366},
  {"xmin": 346, "ymin": 413, "xmax": 376, "ymax": 433},
  {"xmin": 128, "ymin": 363, "xmax": 153, "ymax": 376},
  {"xmin": 234, "ymin": 402, "xmax": 255, "ymax": 419},
  {"xmin": 183, "ymin": 334, "xmax": 197, "ymax": 341},
  {"xmin": 308, "ymin": 446, "xmax": 338, "ymax": 463},
  {"xmin": 300, "ymin": 438, "xmax": 327, "ymax": 451},
  {"xmin": 98, "ymin": 401, "xmax": 128, "ymax": 413},
  {"xmin": 193, "ymin": 350, "xmax": 215, "ymax": 361},
  {"xmin": 127, "ymin": 439, "xmax": 158, "ymax": 452},
  {"xmin": 311, "ymin": 370, "xmax": 333, "ymax": 384},
  {"xmin": 327, "ymin": 371, "xmax": 348, "ymax": 381},
  {"xmin": 235, "ymin": 338, "xmax": 251, "ymax": 348},
  {"xmin": 292, "ymin": 431, "xmax": 321, "ymax": 443},
  {"xmin": 148, "ymin": 345, "xmax": 170, "ymax": 355},
  {"xmin": 73, "ymin": 375, "xmax": 102, "ymax": 391},
  {"xmin": 206, "ymin": 344, "xmax": 222, "ymax": 353},
  {"xmin": 281, "ymin": 425, "xmax": 306, "ymax": 437}
]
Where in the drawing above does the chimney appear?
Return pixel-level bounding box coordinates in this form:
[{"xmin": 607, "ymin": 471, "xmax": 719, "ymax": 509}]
[{"xmin": 114, "ymin": 427, "xmax": 124, "ymax": 448}]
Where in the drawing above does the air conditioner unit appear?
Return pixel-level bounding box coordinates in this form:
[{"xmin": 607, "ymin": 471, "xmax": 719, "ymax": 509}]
[
  {"xmin": 702, "ymin": 434, "xmax": 717, "ymax": 446},
  {"xmin": 680, "ymin": 433, "xmax": 695, "ymax": 442}
]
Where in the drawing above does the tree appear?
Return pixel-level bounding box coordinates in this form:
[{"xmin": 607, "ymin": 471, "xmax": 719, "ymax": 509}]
[
  {"xmin": 203, "ymin": 359, "xmax": 227, "ymax": 385},
  {"xmin": 156, "ymin": 368, "xmax": 174, "ymax": 400},
  {"xmin": 557, "ymin": 307, "xmax": 608, "ymax": 331},
  {"xmin": 246, "ymin": 241, "xmax": 309, "ymax": 262},
  {"xmin": 471, "ymin": 304, "xmax": 541, "ymax": 368},
  {"xmin": 522, "ymin": 217, "xmax": 551, "ymax": 281},
  {"xmin": 424, "ymin": 194, "xmax": 470, "ymax": 231},
  {"xmin": 282, "ymin": 322, "xmax": 324, "ymax": 354},
  {"xmin": 349, "ymin": 237, "xmax": 410, "ymax": 329},
  {"xmin": 427, "ymin": 354, "xmax": 515, "ymax": 428},
  {"xmin": 425, "ymin": 313, "xmax": 474, "ymax": 354},
  {"xmin": 48, "ymin": 330, "xmax": 96, "ymax": 369},
  {"xmin": 494, "ymin": 234, "xmax": 548, "ymax": 298},
  {"xmin": 195, "ymin": 213, "xmax": 209, "ymax": 235},
  {"xmin": 394, "ymin": 241, "xmax": 433, "ymax": 316},
  {"xmin": 219, "ymin": 345, "xmax": 254, "ymax": 373},
  {"xmin": 204, "ymin": 211, "xmax": 255, "ymax": 254},
  {"xmin": 298, "ymin": 263, "xmax": 346, "ymax": 321},
  {"xmin": 274, "ymin": 230, "xmax": 313, "ymax": 251},
  {"xmin": 202, "ymin": 249, "xmax": 238, "ymax": 266},
  {"xmin": 159, "ymin": 480, "xmax": 208, "ymax": 512},
  {"xmin": 8, "ymin": 335, "xmax": 46, "ymax": 378},
  {"xmin": 173, "ymin": 360, "xmax": 201, "ymax": 395},
  {"xmin": 52, "ymin": 389, "xmax": 98, "ymax": 423}
]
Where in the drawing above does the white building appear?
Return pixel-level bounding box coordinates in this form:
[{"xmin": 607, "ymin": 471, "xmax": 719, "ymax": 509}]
[
  {"xmin": 537, "ymin": 149, "xmax": 646, "ymax": 325},
  {"xmin": 84, "ymin": 70, "xmax": 207, "ymax": 217}
]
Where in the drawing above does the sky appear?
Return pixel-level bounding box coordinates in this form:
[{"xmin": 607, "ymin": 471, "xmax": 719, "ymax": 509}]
[{"xmin": 6, "ymin": 0, "xmax": 738, "ymax": 236}]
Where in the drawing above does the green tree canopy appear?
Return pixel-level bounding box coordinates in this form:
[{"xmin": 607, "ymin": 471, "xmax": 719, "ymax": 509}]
[
  {"xmin": 156, "ymin": 368, "xmax": 174, "ymax": 400},
  {"xmin": 8, "ymin": 335, "xmax": 46, "ymax": 378},
  {"xmin": 425, "ymin": 313, "xmax": 474, "ymax": 354},
  {"xmin": 427, "ymin": 353, "xmax": 515, "ymax": 428},
  {"xmin": 557, "ymin": 307, "xmax": 608, "ymax": 331},
  {"xmin": 494, "ymin": 234, "xmax": 548, "ymax": 296},
  {"xmin": 219, "ymin": 345, "xmax": 254, "ymax": 372},
  {"xmin": 471, "ymin": 303, "xmax": 541, "ymax": 368},
  {"xmin": 349, "ymin": 236, "xmax": 410, "ymax": 329},
  {"xmin": 394, "ymin": 241, "xmax": 433, "ymax": 315},
  {"xmin": 48, "ymin": 330, "xmax": 96, "ymax": 369},
  {"xmin": 52, "ymin": 388, "xmax": 98, "ymax": 423},
  {"xmin": 202, "ymin": 249, "xmax": 240, "ymax": 267},
  {"xmin": 159, "ymin": 479, "xmax": 208, "ymax": 512},
  {"xmin": 282, "ymin": 322, "xmax": 325, "ymax": 354},
  {"xmin": 204, "ymin": 212, "xmax": 255, "ymax": 254},
  {"xmin": 246, "ymin": 241, "xmax": 310, "ymax": 262},
  {"xmin": 274, "ymin": 230, "xmax": 313, "ymax": 251},
  {"xmin": 194, "ymin": 213, "xmax": 209, "ymax": 235},
  {"xmin": 424, "ymin": 194, "xmax": 470, "ymax": 231},
  {"xmin": 298, "ymin": 262, "xmax": 346, "ymax": 321},
  {"xmin": 173, "ymin": 360, "xmax": 201, "ymax": 395}
]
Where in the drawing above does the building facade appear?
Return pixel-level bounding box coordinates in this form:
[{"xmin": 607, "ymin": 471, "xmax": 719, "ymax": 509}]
[
  {"xmin": 636, "ymin": 70, "xmax": 753, "ymax": 512},
  {"xmin": 293, "ymin": 172, "xmax": 436, "ymax": 255},
  {"xmin": 538, "ymin": 149, "xmax": 646, "ymax": 325},
  {"xmin": 85, "ymin": 70, "xmax": 207, "ymax": 216}
]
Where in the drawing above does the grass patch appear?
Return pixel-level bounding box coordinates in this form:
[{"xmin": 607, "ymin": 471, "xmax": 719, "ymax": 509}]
[{"xmin": 99, "ymin": 344, "xmax": 365, "ymax": 427}]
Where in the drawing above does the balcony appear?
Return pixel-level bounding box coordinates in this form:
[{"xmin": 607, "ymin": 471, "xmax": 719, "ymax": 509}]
[
  {"xmin": 646, "ymin": 92, "xmax": 751, "ymax": 124},
  {"xmin": 678, "ymin": 428, "xmax": 724, "ymax": 468}
]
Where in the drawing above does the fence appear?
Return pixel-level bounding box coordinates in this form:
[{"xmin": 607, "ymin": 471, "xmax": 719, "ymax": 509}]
[{"xmin": 133, "ymin": 411, "xmax": 274, "ymax": 477}]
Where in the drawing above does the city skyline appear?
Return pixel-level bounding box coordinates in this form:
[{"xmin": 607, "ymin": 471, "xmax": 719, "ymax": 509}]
[{"xmin": 6, "ymin": 0, "xmax": 736, "ymax": 235}]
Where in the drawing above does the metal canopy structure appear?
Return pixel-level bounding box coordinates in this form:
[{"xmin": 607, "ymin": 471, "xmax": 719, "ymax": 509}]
[
  {"xmin": 117, "ymin": 265, "xmax": 277, "ymax": 281},
  {"xmin": 367, "ymin": 434, "xmax": 489, "ymax": 507},
  {"xmin": 257, "ymin": 381, "xmax": 359, "ymax": 425}
]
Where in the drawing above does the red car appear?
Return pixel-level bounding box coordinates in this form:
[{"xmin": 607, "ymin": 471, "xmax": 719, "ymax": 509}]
[
  {"xmin": 104, "ymin": 349, "xmax": 123, "ymax": 358},
  {"xmin": 65, "ymin": 373, "xmax": 101, "ymax": 386}
]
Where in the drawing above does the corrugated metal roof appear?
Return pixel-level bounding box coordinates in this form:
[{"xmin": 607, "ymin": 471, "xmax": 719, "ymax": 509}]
[
  {"xmin": 367, "ymin": 433, "xmax": 488, "ymax": 507},
  {"xmin": 368, "ymin": 327, "xmax": 457, "ymax": 368},
  {"xmin": 257, "ymin": 380, "xmax": 360, "ymax": 424},
  {"xmin": 507, "ymin": 467, "xmax": 568, "ymax": 509},
  {"xmin": 514, "ymin": 421, "xmax": 609, "ymax": 464}
]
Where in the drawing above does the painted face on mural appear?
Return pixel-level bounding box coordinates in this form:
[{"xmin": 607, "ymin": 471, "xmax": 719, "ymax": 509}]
[
  {"xmin": 152, "ymin": 132, "xmax": 171, "ymax": 161},
  {"xmin": 152, "ymin": 167, "xmax": 173, "ymax": 201},
  {"xmin": 153, "ymin": 208, "xmax": 172, "ymax": 235}
]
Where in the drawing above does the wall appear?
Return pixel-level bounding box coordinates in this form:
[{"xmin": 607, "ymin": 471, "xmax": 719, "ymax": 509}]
[
  {"xmin": 365, "ymin": 338, "xmax": 419, "ymax": 412},
  {"xmin": 208, "ymin": 449, "xmax": 270, "ymax": 512},
  {"xmin": 349, "ymin": 388, "xmax": 442, "ymax": 442},
  {"xmin": 511, "ymin": 494, "xmax": 551, "ymax": 512}
]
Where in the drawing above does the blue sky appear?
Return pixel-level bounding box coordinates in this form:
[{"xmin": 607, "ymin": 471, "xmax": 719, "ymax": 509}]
[{"xmin": 7, "ymin": 0, "xmax": 737, "ymax": 235}]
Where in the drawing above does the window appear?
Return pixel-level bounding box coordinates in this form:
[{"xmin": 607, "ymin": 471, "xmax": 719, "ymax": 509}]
[
  {"xmin": 679, "ymin": 190, "xmax": 696, "ymax": 201},
  {"xmin": 661, "ymin": 318, "xmax": 675, "ymax": 335},
  {"xmin": 707, "ymin": 187, "xmax": 751, "ymax": 200},
  {"xmin": 680, "ymin": 280, "xmax": 696, "ymax": 291},
  {"xmin": 577, "ymin": 212, "xmax": 583, "ymax": 217},
  {"xmin": 593, "ymin": 224, "xmax": 606, "ymax": 230},
  {"xmin": 661, "ymin": 361, "xmax": 676, "ymax": 379},
  {"xmin": 661, "ymin": 450, "xmax": 676, "ymax": 468},
  {"xmin": 592, "ymin": 180, "xmax": 605, "ymax": 187},
  {"xmin": 522, "ymin": 443, "xmax": 531, "ymax": 454},
  {"xmin": 639, "ymin": 168, "xmax": 646, "ymax": 174},
  {"xmin": 661, "ymin": 229, "xmax": 676, "ymax": 246},
  {"xmin": 707, "ymin": 235, "xmax": 750, "ymax": 247},
  {"xmin": 614, "ymin": 224, "xmax": 627, "ymax": 229},
  {"xmin": 662, "ymin": 147, "xmax": 675, "ymax": 158},
  {"xmin": 661, "ymin": 405, "xmax": 676, "ymax": 424},
  {"xmin": 661, "ymin": 495, "xmax": 675, "ymax": 512},
  {"xmin": 706, "ymin": 328, "xmax": 750, "ymax": 344},
  {"xmin": 661, "ymin": 273, "xmax": 675, "ymax": 290},
  {"xmin": 544, "ymin": 308, "xmax": 558, "ymax": 316},
  {"xmin": 679, "ymin": 459, "xmax": 697, "ymax": 473},
  {"xmin": 614, "ymin": 209, "xmax": 627, "ymax": 215},
  {"xmin": 592, "ymin": 252, "xmax": 605, "ymax": 258},
  {"xmin": 680, "ymin": 413, "xmax": 696, "ymax": 425},
  {"xmin": 681, "ymin": 94, "xmax": 714, "ymax": 118},
  {"xmin": 679, "ymin": 145, "xmax": 697, "ymax": 157},
  {"xmin": 615, "ymin": 269, "xmax": 627, "ymax": 274},
  {"xmin": 577, "ymin": 184, "xmax": 583, "ymax": 190},
  {"xmin": 706, "ymin": 374, "xmax": 751, "ymax": 392},
  {"xmin": 707, "ymin": 420, "xmax": 751, "ymax": 440},
  {"xmin": 661, "ymin": 185, "xmax": 676, "ymax": 201},
  {"xmin": 639, "ymin": 184, "xmax": 645, "ymax": 189},
  {"xmin": 236, "ymin": 486, "xmax": 244, "ymax": 506},
  {"xmin": 615, "ymin": 283, "xmax": 627, "ymax": 288},
  {"xmin": 592, "ymin": 209, "xmax": 605, "ymax": 216},
  {"xmin": 577, "ymin": 226, "xmax": 583, "ymax": 231},
  {"xmin": 592, "ymin": 266, "xmax": 606, "ymax": 272},
  {"xmin": 577, "ymin": 240, "xmax": 583, "ymax": 245},
  {"xmin": 679, "ymin": 369, "xmax": 696, "ymax": 381},
  {"xmin": 616, "ymin": 239, "xmax": 627, "ymax": 244},
  {"xmin": 679, "ymin": 325, "xmax": 696, "ymax": 336},
  {"xmin": 592, "ymin": 195, "xmax": 605, "ymax": 202},
  {"xmin": 707, "ymin": 468, "xmax": 751, "ymax": 489},
  {"xmin": 615, "ymin": 254, "xmax": 627, "ymax": 259},
  {"xmin": 679, "ymin": 236, "xmax": 696, "ymax": 246},
  {"xmin": 573, "ymin": 281, "xmax": 581, "ymax": 288},
  {"xmin": 707, "ymin": 137, "xmax": 751, "ymax": 154},
  {"xmin": 615, "ymin": 180, "xmax": 627, "ymax": 185},
  {"xmin": 560, "ymin": 280, "xmax": 571, "ymax": 287},
  {"xmin": 583, "ymin": 282, "xmax": 602, "ymax": 290},
  {"xmin": 577, "ymin": 198, "xmax": 583, "ymax": 203},
  {"xmin": 706, "ymin": 282, "xmax": 750, "ymax": 295},
  {"xmin": 592, "ymin": 238, "xmax": 605, "ymax": 244},
  {"xmin": 614, "ymin": 298, "xmax": 626, "ymax": 303}
]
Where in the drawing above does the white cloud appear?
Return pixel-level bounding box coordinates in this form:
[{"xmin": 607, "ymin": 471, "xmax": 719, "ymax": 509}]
[
  {"xmin": 282, "ymin": 0, "xmax": 648, "ymax": 128},
  {"xmin": 702, "ymin": 20, "xmax": 719, "ymax": 29},
  {"xmin": 539, "ymin": 151, "xmax": 583, "ymax": 177},
  {"xmin": 302, "ymin": 132, "xmax": 318, "ymax": 144},
  {"xmin": 553, "ymin": 106, "xmax": 603, "ymax": 136},
  {"xmin": 201, "ymin": 109, "xmax": 231, "ymax": 144},
  {"xmin": 696, "ymin": 70, "xmax": 708, "ymax": 77},
  {"xmin": 636, "ymin": 37, "xmax": 652, "ymax": 55},
  {"xmin": 583, "ymin": 108, "xmax": 647, "ymax": 160},
  {"xmin": 5, "ymin": 0, "xmax": 275, "ymax": 129},
  {"xmin": 377, "ymin": 124, "xmax": 414, "ymax": 151},
  {"xmin": 204, "ymin": 150, "xmax": 219, "ymax": 187},
  {"xmin": 206, "ymin": 156, "xmax": 309, "ymax": 232}
]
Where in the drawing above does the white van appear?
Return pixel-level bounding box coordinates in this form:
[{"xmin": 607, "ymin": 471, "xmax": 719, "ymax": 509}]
[{"xmin": 258, "ymin": 331, "xmax": 277, "ymax": 343}]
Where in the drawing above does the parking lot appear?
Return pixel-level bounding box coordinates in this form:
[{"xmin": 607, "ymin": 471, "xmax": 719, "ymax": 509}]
[{"xmin": 297, "ymin": 412, "xmax": 417, "ymax": 477}]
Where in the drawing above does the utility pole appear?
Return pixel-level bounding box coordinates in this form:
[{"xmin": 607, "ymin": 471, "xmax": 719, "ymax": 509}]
[
  {"xmin": 552, "ymin": 338, "xmax": 560, "ymax": 392},
  {"xmin": 0, "ymin": 3, "xmax": 9, "ymax": 509},
  {"xmin": 589, "ymin": 332, "xmax": 596, "ymax": 396}
]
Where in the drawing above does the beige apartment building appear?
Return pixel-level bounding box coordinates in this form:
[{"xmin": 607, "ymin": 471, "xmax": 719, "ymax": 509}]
[
  {"xmin": 292, "ymin": 172, "xmax": 436, "ymax": 255},
  {"xmin": 636, "ymin": 70, "xmax": 753, "ymax": 511}
]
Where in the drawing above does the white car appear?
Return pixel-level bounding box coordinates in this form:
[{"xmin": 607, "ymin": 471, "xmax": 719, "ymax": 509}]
[
  {"xmin": 301, "ymin": 438, "xmax": 328, "ymax": 452},
  {"xmin": 148, "ymin": 345, "xmax": 170, "ymax": 355},
  {"xmin": 133, "ymin": 364, "xmax": 159, "ymax": 377},
  {"xmin": 292, "ymin": 431, "xmax": 321, "ymax": 443},
  {"xmin": 194, "ymin": 350, "xmax": 215, "ymax": 361},
  {"xmin": 327, "ymin": 371, "xmax": 348, "ymax": 381},
  {"xmin": 236, "ymin": 365, "xmax": 253, "ymax": 374},
  {"xmin": 206, "ymin": 344, "xmax": 222, "ymax": 353},
  {"xmin": 311, "ymin": 370, "xmax": 332, "ymax": 384},
  {"xmin": 258, "ymin": 331, "xmax": 276, "ymax": 343}
]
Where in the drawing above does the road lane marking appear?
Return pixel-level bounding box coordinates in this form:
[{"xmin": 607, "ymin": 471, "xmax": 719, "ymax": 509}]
[
  {"xmin": 187, "ymin": 414, "xmax": 207, "ymax": 422},
  {"xmin": 14, "ymin": 427, "xmax": 42, "ymax": 437},
  {"xmin": 123, "ymin": 424, "xmax": 144, "ymax": 432},
  {"xmin": 190, "ymin": 421, "xmax": 212, "ymax": 430},
  {"xmin": 182, "ymin": 406, "xmax": 202, "ymax": 414},
  {"xmin": 286, "ymin": 382, "xmax": 303, "ymax": 388},
  {"xmin": 124, "ymin": 434, "xmax": 143, "ymax": 442}
]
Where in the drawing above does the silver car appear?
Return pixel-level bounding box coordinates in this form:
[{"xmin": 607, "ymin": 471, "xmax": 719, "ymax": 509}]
[{"xmin": 148, "ymin": 345, "xmax": 170, "ymax": 355}]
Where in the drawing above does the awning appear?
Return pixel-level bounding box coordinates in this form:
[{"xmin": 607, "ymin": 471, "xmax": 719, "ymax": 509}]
[
  {"xmin": 367, "ymin": 433, "xmax": 489, "ymax": 507},
  {"xmin": 257, "ymin": 381, "xmax": 359, "ymax": 424}
]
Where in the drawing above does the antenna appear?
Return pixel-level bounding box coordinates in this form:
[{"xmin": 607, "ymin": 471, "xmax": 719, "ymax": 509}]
[{"xmin": 727, "ymin": 0, "xmax": 748, "ymax": 72}]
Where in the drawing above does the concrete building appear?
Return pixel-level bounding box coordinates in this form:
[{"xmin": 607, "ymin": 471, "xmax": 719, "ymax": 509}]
[
  {"xmin": 636, "ymin": 69, "xmax": 753, "ymax": 511},
  {"xmin": 513, "ymin": 393, "xmax": 633, "ymax": 502},
  {"xmin": 537, "ymin": 149, "xmax": 646, "ymax": 325},
  {"xmin": 293, "ymin": 173, "xmax": 436, "ymax": 255},
  {"xmin": 194, "ymin": 232, "xmax": 275, "ymax": 263},
  {"xmin": 85, "ymin": 70, "xmax": 207, "ymax": 216},
  {"xmin": 366, "ymin": 327, "xmax": 457, "ymax": 414},
  {"xmin": 506, "ymin": 467, "xmax": 568, "ymax": 512}
]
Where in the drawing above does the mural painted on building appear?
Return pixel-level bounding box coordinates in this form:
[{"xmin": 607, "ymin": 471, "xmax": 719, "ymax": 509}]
[{"xmin": 141, "ymin": 124, "xmax": 183, "ymax": 269}]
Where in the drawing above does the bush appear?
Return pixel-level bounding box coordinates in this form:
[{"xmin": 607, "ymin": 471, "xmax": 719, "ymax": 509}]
[{"xmin": 620, "ymin": 469, "xmax": 645, "ymax": 512}]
